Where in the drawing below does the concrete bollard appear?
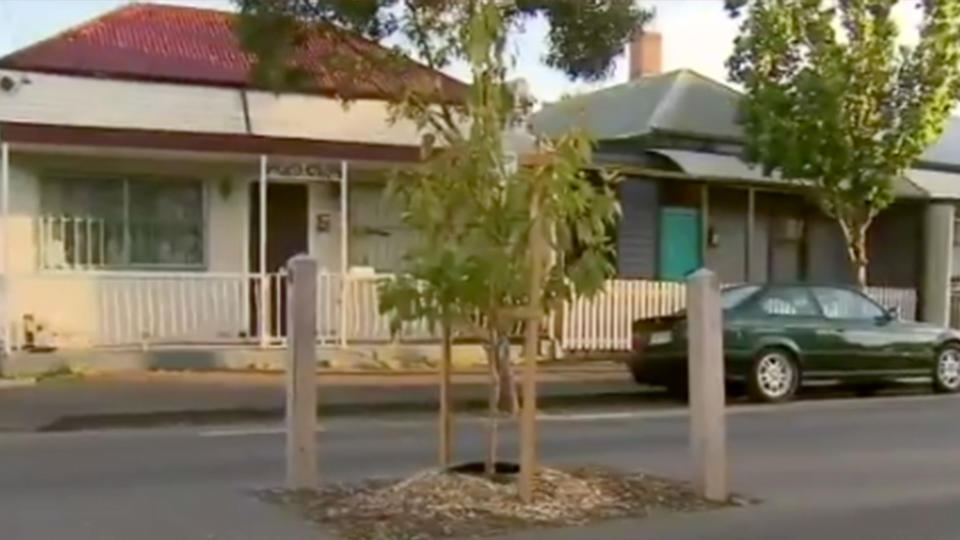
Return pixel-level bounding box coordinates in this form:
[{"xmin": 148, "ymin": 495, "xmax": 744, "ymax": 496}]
[
  {"xmin": 285, "ymin": 255, "xmax": 319, "ymax": 490},
  {"xmin": 686, "ymin": 268, "xmax": 728, "ymax": 502}
]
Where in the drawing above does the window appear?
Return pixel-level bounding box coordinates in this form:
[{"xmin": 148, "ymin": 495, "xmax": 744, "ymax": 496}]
[
  {"xmin": 40, "ymin": 176, "xmax": 204, "ymax": 269},
  {"xmin": 722, "ymin": 285, "xmax": 761, "ymax": 310},
  {"xmin": 811, "ymin": 287, "xmax": 885, "ymax": 320},
  {"xmin": 756, "ymin": 287, "xmax": 819, "ymax": 316}
]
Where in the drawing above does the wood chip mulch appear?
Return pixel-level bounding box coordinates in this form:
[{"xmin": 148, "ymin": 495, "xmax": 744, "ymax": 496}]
[{"xmin": 257, "ymin": 465, "xmax": 736, "ymax": 540}]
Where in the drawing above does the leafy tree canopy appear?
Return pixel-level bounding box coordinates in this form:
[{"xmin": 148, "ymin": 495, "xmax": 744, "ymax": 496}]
[
  {"xmin": 235, "ymin": 0, "xmax": 652, "ymax": 99},
  {"xmin": 726, "ymin": 0, "xmax": 960, "ymax": 284}
]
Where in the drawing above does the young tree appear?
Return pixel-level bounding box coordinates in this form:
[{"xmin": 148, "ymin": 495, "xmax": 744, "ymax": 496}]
[
  {"xmin": 378, "ymin": 3, "xmax": 620, "ymax": 494},
  {"xmin": 235, "ymin": 0, "xmax": 641, "ymax": 497},
  {"xmin": 726, "ymin": 0, "xmax": 960, "ymax": 286}
]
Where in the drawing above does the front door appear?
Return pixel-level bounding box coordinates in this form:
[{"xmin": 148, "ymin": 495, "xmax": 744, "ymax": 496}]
[
  {"xmin": 249, "ymin": 183, "xmax": 309, "ymax": 338},
  {"xmin": 659, "ymin": 207, "xmax": 701, "ymax": 280}
]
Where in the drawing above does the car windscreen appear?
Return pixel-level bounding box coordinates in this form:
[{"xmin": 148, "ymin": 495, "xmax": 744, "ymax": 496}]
[{"xmin": 722, "ymin": 285, "xmax": 761, "ymax": 310}]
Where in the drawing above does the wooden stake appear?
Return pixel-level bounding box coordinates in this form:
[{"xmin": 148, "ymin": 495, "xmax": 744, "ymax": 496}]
[
  {"xmin": 519, "ymin": 181, "xmax": 545, "ymax": 503},
  {"xmin": 439, "ymin": 322, "xmax": 453, "ymax": 468}
]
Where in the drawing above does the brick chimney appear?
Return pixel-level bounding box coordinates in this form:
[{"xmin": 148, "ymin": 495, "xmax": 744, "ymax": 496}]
[{"xmin": 629, "ymin": 31, "xmax": 662, "ymax": 80}]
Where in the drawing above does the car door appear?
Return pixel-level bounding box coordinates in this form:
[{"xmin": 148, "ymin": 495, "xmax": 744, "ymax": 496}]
[
  {"xmin": 737, "ymin": 286, "xmax": 831, "ymax": 371},
  {"xmin": 809, "ymin": 287, "xmax": 906, "ymax": 372}
]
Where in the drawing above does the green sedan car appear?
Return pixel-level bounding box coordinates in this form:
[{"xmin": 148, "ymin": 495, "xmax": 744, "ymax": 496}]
[{"xmin": 628, "ymin": 284, "xmax": 960, "ymax": 402}]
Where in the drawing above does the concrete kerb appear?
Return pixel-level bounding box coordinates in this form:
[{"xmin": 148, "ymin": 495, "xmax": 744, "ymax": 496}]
[
  {"xmin": 32, "ymin": 392, "xmax": 652, "ymax": 432},
  {"xmin": 0, "ymin": 358, "xmax": 641, "ymax": 432},
  {"xmin": 0, "ymin": 345, "xmax": 626, "ymax": 378}
]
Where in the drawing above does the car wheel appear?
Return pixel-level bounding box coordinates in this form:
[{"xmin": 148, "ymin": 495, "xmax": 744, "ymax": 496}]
[
  {"xmin": 933, "ymin": 345, "xmax": 960, "ymax": 394},
  {"xmin": 748, "ymin": 348, "xmax": 799, "ymax": 403}
]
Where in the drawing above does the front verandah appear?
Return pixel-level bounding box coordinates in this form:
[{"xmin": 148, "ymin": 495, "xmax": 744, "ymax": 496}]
[
  {"xmin": 609, "ymin": 149, "xmax": 957, "ymax": 326},
  {"xmin": 0, "ymin": 141, "xmax": 418, "ymax": 353}
]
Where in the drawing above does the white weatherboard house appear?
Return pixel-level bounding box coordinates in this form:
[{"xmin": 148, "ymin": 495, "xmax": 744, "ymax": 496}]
[{"xmin": 0, "ymin": 3, "xmax": 466, "ymax": 357}]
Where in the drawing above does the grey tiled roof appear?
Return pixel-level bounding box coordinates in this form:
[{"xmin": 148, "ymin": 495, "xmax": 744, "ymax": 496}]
[
  {"xmin": 531, "ymin": 69, "xmax": 740, "ymax": 141},
  {"xmin": 532, "ymin": 68, "xmax": 960, "ymax": 170}
]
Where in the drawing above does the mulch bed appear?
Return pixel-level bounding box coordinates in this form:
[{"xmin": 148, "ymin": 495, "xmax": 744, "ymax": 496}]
[{"xmin": 257, "ymin": 465, "xmax": 736, "ymax": 540}]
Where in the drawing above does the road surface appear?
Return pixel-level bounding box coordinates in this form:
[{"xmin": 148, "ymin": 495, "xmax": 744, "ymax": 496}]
[{"xmin": 2, "ymin": 392, "xmax": 959, "ymax": 539}]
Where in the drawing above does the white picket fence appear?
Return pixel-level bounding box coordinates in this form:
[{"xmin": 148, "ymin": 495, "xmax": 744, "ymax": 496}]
[
  {"xmin": 0, "ymin": 270, "xmax": 920, "ymax": 352},
  {"xmin": 559, "ymin": 282, "xmax": 919, "ymax": 352},
  {"xmin": 868, "ymin": 286, "xmax": 918, "ymax": 322},
  {"xmin": 561, "ymin": 280, "xmax": 687, "ymax": 351}
]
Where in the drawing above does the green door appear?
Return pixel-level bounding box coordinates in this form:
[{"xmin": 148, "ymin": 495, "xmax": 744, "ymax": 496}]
[{"xmin": 659, "ymin": 207, "xmax": 701, "ymax": 280}]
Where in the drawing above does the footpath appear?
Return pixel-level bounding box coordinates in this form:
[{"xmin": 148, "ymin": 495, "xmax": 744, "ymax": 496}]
[{"xmin": 0, "ymin": 362, "xmax": 650, "ymax": 432}]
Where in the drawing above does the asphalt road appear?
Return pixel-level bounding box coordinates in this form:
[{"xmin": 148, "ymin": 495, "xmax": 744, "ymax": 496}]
[{"xmin": 2, "ymin": 392, "xmax": 960, "ymax": 539}]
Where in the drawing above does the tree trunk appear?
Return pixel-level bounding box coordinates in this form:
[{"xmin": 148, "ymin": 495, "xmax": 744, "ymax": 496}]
[
  {"xmin": 845, "ymin": 226, "xmax": 869, "ymax": 288},
  {"xmin": 484, "ymin": 328, "xmax": 517, "ymax": 475},
  {"xmin": 438, "ymin": 322, "xmax": 453, "ymax": 469}
]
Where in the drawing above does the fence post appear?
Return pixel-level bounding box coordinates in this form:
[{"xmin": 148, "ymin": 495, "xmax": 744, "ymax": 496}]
[
  {"xmin": 686, "ymin": 268, "xmax": 728, "ymax": 502},
  {"xmin": 286, "ymin": 255, "xmax": 319, "ymax": 490}
]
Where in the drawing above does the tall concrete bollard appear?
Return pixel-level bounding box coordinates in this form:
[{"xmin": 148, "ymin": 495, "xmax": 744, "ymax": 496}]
[
  {"xmin": 286, "ymin": 255, "xmax": 319, "ymax": 490},
  {"xmin": 686, "ymin": 268, "xmax": 728, "ymax": 502}
]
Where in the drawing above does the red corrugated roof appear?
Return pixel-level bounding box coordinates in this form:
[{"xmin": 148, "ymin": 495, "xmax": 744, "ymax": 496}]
[{"xmin": 0, "ymin": 2, "xmax": 466, "ymax": 101}]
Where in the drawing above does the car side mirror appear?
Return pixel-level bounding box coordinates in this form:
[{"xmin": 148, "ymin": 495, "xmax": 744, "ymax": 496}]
[{"xmin": 880, "ymin": 306, "xmax": 900, "ymax": 324}]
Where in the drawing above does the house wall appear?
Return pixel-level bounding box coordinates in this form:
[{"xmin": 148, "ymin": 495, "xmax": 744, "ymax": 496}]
[
  {"xmin": 307, "ymin": 180, "xmax": 348, "ymax": 272},
  {"xmin": 805, "ymin": 214, "xmax": 854, "ymax": 284},
  {"xmin": 705, "ymin": 187, "xmax": 748, "ymax": 284},
  {"xmin": 348, "ymin": 181, "xmax": 415, "ymax": 272},
  {"xmin": 206, "ymin": 176, "xmax": 248, "ymax": 273},
  {"xmin": 4, "ymin": 161, "xmax": 40, "ymax": 274},
  {"xmin": 617, "ymin": 177, "xmax": 659, "ymax": 278},
  {"xmin": 751, "ymin": 198, "xmax": 770, "ymax": 283},
  {"xmin": 10, "ymin": 151, "xmax": 252, "ymax": 273},
  {"xmin": 4, "ymin": 150, "xmax": 410, "ymax": 277},
  {"xmin": 612, "ymin": 179, "xmax": 922, "ymax": 289},
  {"xmin": 867, "ymin": 203, "xmax": 923, "ymax": 288},
  {"xmin": 0, "ymin": 152, "xmax": 252, "ymax": 346}
]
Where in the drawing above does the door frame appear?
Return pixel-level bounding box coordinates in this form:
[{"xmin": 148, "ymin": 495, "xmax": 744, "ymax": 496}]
[{"xmin": 246, "ymin": 179, "xmax": 312, "ymax": 273}]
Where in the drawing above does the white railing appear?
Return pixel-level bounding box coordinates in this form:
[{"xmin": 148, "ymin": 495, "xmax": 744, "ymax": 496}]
[
  {"xmin": 38, "ymin": 216, "xmax": 109, "ymax": 270},
  {"xmin": 339, "ymin": 272, "xmax": 435, "ymax": 342},
  {"xmin": 4, "ymin": 271, "xmax": 255, "ymax": 347},
  {"xmin": 0, "ymin": 269, "xmax": 436, "ymax": 349}
]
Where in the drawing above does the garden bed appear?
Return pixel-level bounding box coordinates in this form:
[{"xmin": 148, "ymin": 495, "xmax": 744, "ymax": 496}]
[{"xmin": 258, "ymin": 464, "xmax": 736, "ymax": 540}]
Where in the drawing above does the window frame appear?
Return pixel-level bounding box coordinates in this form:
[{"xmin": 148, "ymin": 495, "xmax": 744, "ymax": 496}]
[{"xmin": 38, "ymin": 172, "xmax": 209, "ymax": 272}]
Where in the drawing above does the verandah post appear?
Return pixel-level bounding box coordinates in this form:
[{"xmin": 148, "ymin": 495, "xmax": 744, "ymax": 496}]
[
  {"xmin": 339, "ymin": 160, "xmax": 349, "ymax": 349},
  {"xmin": 258, "ymin": 154, "xmax": 269, "ymax": 348},
  {"xmin": 0, "ymin": 141, "xmax": 10, "ymax": 358}
]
